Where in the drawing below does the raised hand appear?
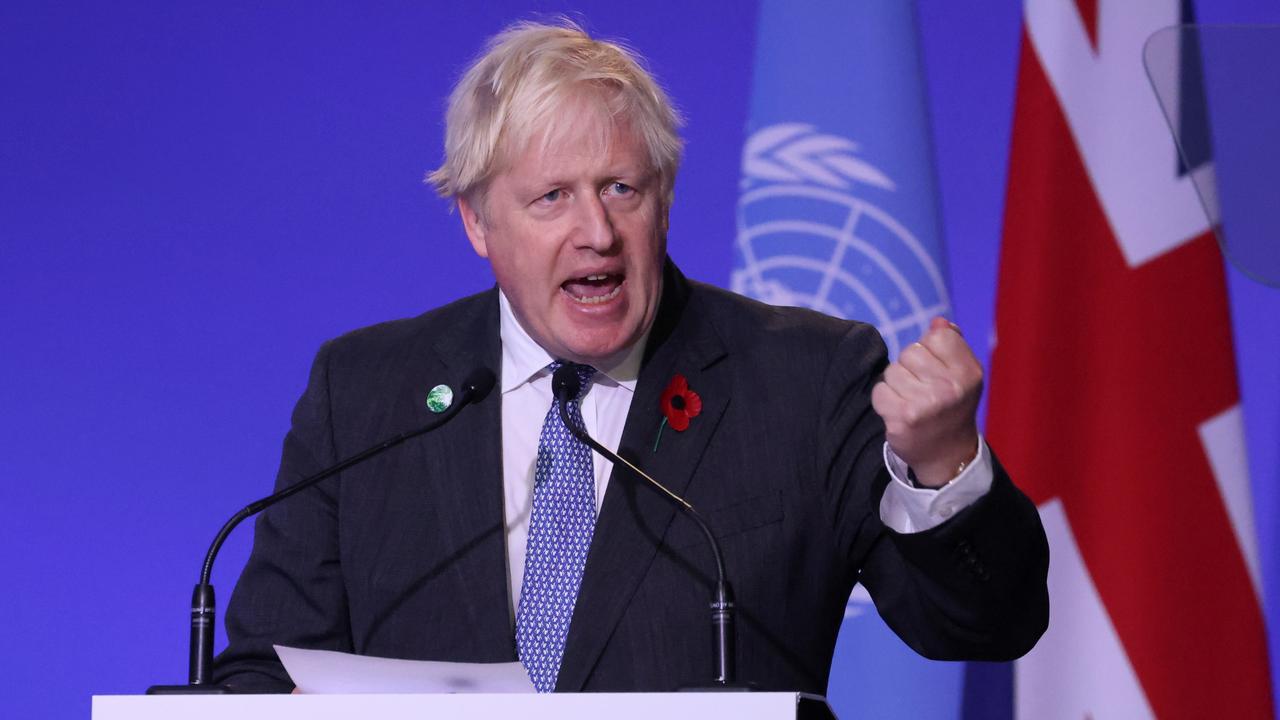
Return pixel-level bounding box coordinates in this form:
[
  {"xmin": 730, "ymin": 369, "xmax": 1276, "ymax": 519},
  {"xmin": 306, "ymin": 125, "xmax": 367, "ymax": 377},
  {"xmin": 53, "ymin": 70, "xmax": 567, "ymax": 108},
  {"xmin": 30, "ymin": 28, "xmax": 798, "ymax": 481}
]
[{"xmin": 871, "ymin": 316, "xmax": 982, "ymax": 488}]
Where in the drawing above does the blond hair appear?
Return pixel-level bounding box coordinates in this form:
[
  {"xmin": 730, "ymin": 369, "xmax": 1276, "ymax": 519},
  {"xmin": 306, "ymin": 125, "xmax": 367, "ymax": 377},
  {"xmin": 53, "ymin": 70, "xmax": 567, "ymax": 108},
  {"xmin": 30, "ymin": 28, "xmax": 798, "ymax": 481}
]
[{"xmin": 426, "ymin": 19, "xmax": 684, "ymax": 209}]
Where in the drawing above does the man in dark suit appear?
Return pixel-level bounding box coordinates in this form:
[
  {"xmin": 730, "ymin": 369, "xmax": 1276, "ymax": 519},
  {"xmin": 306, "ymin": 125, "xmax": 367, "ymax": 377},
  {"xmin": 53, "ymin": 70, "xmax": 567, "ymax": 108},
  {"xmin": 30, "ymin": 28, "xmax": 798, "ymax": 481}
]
[{"xmin": 214, "ymin": 20, "xmax": 1048, "ymax": 694}]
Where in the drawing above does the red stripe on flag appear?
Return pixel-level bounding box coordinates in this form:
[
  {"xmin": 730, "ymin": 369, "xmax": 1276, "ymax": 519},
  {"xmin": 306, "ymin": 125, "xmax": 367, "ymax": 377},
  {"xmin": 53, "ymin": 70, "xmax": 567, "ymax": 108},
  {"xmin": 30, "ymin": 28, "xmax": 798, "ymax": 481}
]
[
  {"xmin": 1072, "ymin": 0, "xmax": 1100, "ymax": 52},
  {"xmin": 988, "ymin": 32, "xmax": 1273, "ymax": 718}
]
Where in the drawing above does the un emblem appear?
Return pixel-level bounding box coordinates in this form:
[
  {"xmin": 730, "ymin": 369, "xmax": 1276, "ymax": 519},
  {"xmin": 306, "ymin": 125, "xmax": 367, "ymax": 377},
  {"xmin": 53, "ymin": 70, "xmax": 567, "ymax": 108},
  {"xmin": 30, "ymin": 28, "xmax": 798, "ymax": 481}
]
[{"xmin": 733, "ymin": 123, "xmax": 950, "ymax": 358}]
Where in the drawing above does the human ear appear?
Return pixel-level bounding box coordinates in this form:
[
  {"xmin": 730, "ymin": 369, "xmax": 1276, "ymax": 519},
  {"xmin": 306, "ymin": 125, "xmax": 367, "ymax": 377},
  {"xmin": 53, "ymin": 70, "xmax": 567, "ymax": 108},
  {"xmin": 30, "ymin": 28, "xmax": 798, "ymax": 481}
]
[{"xmin": 458, "ymin": 196, "xmax": 488, "ymax": 258}]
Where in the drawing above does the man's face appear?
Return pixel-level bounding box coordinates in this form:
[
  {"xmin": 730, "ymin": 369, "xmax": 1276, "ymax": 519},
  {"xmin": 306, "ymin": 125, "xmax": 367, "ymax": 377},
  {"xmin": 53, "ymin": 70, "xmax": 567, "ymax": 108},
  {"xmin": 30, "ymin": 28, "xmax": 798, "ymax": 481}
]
[{"xmin": 459, "ymin": 104, "xmax": 667, "ymax": 366}]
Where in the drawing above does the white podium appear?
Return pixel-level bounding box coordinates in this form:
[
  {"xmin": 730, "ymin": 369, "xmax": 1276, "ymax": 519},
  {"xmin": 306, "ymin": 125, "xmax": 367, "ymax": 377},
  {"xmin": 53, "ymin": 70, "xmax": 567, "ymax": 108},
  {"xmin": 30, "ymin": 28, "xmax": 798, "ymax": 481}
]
[{"xmin": 92, "ymin": 692, "xmax": 835, "ymax": 719}]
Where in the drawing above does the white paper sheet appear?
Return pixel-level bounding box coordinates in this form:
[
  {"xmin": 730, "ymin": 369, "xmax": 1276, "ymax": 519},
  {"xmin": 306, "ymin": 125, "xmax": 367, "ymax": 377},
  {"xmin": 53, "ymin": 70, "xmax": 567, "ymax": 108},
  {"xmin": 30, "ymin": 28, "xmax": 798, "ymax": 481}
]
[{"xmin": 274, "ymin": 645, "xmax": 535, "ymax": 694}]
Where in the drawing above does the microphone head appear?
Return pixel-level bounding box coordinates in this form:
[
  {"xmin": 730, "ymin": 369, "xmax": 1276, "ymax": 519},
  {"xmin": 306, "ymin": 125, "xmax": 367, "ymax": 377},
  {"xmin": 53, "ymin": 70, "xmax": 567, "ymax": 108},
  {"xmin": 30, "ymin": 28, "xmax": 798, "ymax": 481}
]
[
  {"xmin": 552, "ymin": 363, "xmax": 581, "ymax": 403},
  {"xmin": 461, "ymin": 367, "xmax": 496, "ymax": 403}
]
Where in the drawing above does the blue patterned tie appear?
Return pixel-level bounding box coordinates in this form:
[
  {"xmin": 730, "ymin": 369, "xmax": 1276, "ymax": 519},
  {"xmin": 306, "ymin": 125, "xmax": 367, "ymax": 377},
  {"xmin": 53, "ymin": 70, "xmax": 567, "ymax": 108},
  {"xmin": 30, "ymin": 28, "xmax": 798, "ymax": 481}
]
[{"xmin": 516, "ymin": 361, "xmax": 598, "ymax": 692}]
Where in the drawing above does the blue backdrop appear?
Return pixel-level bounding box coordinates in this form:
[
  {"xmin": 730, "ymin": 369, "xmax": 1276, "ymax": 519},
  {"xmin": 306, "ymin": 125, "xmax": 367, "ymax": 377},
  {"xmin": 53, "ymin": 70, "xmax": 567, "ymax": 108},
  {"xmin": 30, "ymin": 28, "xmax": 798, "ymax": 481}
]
[{"xmin": 2, "ymin": 2, "xmax": 1277, "ymax": 718}]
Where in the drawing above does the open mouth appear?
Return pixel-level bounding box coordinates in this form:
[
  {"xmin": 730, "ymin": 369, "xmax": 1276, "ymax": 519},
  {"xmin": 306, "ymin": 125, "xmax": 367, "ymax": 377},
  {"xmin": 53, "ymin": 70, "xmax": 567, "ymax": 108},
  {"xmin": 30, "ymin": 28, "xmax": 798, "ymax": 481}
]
[{"xmin": 562, "ymin": 273, "xmax": 624, "ymax": 305}]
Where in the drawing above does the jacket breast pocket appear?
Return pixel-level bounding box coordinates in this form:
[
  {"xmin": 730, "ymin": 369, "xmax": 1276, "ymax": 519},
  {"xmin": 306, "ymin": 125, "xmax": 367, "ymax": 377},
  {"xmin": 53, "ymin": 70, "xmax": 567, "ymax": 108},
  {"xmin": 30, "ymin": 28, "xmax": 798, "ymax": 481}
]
[{"xmin": 662, "ymin": 490, "xmax": 785, "ymax": 550}]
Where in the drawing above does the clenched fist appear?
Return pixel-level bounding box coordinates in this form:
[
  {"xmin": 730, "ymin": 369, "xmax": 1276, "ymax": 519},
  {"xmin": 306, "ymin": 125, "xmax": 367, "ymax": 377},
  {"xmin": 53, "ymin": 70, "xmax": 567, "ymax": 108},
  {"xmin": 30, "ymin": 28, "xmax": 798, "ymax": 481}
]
[{"xmin": 871, "ymin": 316, "xmax": 982, "ymax": 488}]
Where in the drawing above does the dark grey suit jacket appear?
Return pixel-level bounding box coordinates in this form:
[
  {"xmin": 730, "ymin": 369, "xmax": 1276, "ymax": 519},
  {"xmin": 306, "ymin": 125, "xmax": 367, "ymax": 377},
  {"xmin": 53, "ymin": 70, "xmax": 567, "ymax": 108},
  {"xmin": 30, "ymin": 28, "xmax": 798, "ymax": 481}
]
[{"xmin": 214, "ymin": 261, "xmax": 1048, "ymax": 693}]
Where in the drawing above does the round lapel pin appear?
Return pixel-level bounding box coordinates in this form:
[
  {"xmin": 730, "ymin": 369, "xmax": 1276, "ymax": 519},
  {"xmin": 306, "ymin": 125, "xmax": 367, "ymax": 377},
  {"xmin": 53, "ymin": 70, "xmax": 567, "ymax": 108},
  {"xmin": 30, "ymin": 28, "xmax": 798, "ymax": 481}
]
[{"xmin": 426, "ymin": 384, "xmax": 454, "ymax": 413}]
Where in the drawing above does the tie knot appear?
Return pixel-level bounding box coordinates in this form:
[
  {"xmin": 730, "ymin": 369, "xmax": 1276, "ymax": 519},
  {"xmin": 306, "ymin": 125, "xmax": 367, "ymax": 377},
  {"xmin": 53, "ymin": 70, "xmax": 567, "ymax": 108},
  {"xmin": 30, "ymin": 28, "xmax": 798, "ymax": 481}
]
[{"xmin": 548, "ymin": 361, "xmax": 597, "ymax": 402}]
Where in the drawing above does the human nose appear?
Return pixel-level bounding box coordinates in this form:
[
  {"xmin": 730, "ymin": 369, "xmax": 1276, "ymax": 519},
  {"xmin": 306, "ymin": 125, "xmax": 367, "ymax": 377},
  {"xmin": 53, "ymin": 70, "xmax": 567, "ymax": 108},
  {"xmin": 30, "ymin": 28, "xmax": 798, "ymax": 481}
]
[{"xmin": 573, "ymin": 194, "xmax": 618, "ymax": 252}]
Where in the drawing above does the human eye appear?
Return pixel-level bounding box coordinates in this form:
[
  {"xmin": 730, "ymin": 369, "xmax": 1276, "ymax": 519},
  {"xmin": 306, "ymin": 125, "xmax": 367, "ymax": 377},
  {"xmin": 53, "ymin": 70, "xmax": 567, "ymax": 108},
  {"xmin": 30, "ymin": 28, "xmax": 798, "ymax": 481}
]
[
  {"xmin": 537, "ymin": 188, "xmax": 563, "ymax": 204},
  {"xmin": 607, "ymin": 182, "xmax": 635, "ymax": 196}
]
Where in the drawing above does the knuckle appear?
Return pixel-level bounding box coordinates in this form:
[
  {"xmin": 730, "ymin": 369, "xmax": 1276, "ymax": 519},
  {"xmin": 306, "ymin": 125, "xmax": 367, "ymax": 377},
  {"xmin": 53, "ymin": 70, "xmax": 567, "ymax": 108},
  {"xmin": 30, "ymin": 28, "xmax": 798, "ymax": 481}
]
[
  {"xmin": 956, "ymin": 370, "xmax": 981, "ymax": 398},
  {"xmin": 871, "ymin": 386, "xmax": 888, "ymax": 409},
  {"xmin": 884, "ymin": 364, "xmax": 906, "ymax": 385},
  {"xmin": 970, "ymin": 366, "xmax": 985, "ymax": 388},
  {"xmin": 926, "ymin": 391, "xmax": 945, "ymax": 414}
]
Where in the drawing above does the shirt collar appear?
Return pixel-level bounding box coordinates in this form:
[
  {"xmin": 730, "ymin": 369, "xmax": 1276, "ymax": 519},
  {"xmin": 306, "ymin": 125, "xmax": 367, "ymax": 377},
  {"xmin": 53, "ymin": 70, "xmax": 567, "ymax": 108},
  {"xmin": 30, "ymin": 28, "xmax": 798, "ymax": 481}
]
[{"xmin": 498, "ymin": 290, "xmax": 647, "ymax": 394}]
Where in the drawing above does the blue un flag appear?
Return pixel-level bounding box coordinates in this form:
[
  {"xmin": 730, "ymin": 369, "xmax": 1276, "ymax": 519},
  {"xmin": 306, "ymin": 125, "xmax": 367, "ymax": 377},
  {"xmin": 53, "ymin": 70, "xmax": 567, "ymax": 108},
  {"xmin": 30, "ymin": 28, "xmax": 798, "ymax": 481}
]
[
  {"xmin": 733, "ymin": 2, "xmax": 962, "ymax": 718},
  {"xmin": 734, "ymin": 0, "xmax": 950, "ymax": 360}
]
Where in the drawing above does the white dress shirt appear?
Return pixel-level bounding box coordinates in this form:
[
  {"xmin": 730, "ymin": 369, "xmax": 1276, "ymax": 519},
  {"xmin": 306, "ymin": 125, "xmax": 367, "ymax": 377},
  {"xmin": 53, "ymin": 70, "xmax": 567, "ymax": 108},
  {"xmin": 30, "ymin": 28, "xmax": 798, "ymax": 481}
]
[{"xmin": 496, "ymin": 291, "xmax": 992, "ymax": 618}]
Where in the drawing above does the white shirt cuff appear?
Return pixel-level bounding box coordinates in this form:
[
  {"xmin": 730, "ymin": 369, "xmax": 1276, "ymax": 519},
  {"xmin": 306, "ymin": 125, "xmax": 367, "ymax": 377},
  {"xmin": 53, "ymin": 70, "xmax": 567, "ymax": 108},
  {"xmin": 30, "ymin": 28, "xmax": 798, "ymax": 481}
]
[{"xmin": 878, "ymin": 436, "xmax": 994, "ymax": 533}]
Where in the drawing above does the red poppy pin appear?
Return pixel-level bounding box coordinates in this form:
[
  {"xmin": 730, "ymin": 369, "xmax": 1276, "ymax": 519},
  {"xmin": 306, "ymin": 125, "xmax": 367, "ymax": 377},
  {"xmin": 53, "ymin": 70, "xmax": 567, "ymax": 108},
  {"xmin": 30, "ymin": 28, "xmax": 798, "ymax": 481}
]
[{"xmin": 654, "ymin": 373, "xmax": 702, "ymax": 452}]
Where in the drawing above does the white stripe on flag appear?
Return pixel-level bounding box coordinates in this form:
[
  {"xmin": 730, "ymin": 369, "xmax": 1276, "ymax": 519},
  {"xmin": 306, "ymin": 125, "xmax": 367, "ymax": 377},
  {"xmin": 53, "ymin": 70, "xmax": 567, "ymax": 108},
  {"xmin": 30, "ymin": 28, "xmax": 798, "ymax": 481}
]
[
  {"xmin": 1015, "ymin": 499, "xmax": 1155, "ymax": 720},
  {"xmin": 1200, "ymin": 405, "xmax": 1263, "ymax": 598}
]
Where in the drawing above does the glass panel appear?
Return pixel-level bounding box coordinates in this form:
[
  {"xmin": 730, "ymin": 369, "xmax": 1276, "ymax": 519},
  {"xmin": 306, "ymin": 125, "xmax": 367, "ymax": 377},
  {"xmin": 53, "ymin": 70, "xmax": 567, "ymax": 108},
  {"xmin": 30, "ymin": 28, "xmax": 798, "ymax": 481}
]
[{"xmin": 1144, "ymin": 25, "xmax": 1280, "ymax": 287}]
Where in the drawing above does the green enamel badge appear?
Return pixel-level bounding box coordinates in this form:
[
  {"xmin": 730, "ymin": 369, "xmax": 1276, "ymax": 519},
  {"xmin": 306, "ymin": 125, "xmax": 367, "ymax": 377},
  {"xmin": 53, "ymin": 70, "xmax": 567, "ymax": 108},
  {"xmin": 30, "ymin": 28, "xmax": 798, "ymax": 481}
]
[{"xmin": 426, "ymin": 384, "xmax": 454, "ymax": 413}]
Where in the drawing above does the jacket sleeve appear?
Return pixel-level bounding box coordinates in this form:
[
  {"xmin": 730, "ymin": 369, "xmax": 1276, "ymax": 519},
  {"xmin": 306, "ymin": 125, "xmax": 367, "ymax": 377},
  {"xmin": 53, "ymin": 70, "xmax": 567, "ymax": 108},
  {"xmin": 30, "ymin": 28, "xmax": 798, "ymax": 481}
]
[
  {"xmin": 818, "ymin": 323, "xmax": 1049, "ymax": 661},
  {"xmin": 213, "ymin": 340, "xmax": 352, "ymax": 692}
]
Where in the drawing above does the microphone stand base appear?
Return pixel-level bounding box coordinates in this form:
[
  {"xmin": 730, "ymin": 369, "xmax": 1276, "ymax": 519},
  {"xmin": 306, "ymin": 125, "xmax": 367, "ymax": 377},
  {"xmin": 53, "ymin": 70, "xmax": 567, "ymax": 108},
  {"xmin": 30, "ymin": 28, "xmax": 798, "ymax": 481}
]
[
  {"xmin": 146, "ymin": 683, "xmax": 231, "ymax": 695},
  {"xmin": 677, "ymin": 681, "xmax": 759, "ymax": 692}
]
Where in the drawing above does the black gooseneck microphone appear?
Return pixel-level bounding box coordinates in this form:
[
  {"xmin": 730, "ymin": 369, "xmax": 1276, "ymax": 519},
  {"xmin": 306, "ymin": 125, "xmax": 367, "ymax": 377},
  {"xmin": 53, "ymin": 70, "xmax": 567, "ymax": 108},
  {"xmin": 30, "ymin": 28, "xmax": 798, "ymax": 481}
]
[
  {"xmin": 148, "ymin": 366, "xmax": 497, "ymax": 695},
  {"xmin": 552, "ymin": 365, "xmax": 741, "ymax": 688}
]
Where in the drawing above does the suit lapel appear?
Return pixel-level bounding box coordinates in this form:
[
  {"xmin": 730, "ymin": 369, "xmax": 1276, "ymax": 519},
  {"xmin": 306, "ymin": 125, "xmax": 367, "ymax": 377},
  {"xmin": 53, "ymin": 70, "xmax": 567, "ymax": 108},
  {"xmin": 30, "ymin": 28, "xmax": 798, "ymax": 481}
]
[
  {"xmin": 414, "ymin": 290, "xmax": 515, "ymax": 659},
  {"xmin": 557, "ymin": 263, "xmax": 730, "ymax": 690}
]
